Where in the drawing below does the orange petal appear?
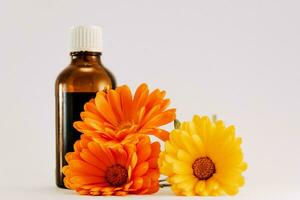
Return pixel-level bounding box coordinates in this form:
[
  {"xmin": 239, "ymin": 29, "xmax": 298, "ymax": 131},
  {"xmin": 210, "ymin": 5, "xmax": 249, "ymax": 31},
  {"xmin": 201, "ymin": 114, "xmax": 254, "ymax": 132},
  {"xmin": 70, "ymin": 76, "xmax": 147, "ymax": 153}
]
[
  {"xmin": 133, "ymin": 84, "xmax": 148, "ymax": 103},
  {"xmin": 117, "ymin": 85, "xmax": 133, "ymax": 121},
  {"xmin": 95, "ymin": 92, "xmax": 118, "ymax": 126},
  {"xmin": 131, "ymin": 177, "xmax": 143, "ymax": 190},
  {"xmin": 83, "ymin": 118, "xmax": 105, "ymax": 131},
  {"xmin": 122, "ymin": 135, "xmax": 140, "ymax": 146},
  {"xmin": 135, "ymin": 106, "xmax": 146, "ymax": 125},
  {"xmin": 132, "ymin": 162, "xmax": 149, "ymax": 177},
  {"xmin": 147, "ymin": 180, "xmax": 159, "ymax": 194},
  {"xmin": 145, "ymin": 89, "xmax": 166, "ymax": 110},
  {"xmin": 140, "ymin": 104, "xmax": 161, "ymax": 127},
  {"xmin": 107, "ymin": 90, "xmax": 124, "ymax": 121},
  {"xmin": 150, "ymin": 142, "xmax": 160, "ymax": 158},
  {"xmin": 143, "ymin": 109, "xmax": 176, "ymax": 128},
  {"xmin": 80, "ymin": 149, "xmax": 107, "ymax": 171},
  {"xmin": 115, "ymin": 191, "xmax": 128, "ymax": 196},
  {"xmin": 73, "ymin": 121, "xmax": 94, "ymax": 132},
  {"xmin": 65, "ymin": 152, "xmax": 80, "ymax": 162},
  {"xmin": 63, "ymin": 166, "xmax": 92, "ymax": 177},
  {"xmin": 116, "ymin": 125, "xmax": 138, "ymax": 140},
  {"xmin": 147, "ymin": 169, "xmax": 160, "ymax": 180},
  {"xmin": 90, "ymin": 191, "xmax": 100, "ymax": 195},
  {"xmin": 88, "ymin": 142, "xmax": 114, "ymax": 167},
  {"xmin": 63, "ymin": 177, "xmax": 74, "ymax": 189},
  {"xmin": 139, "ymin": 176, "xmax": 151, "ymax": 194},
  {"xmin": 82, "ymin": 130, "xmax": 114, "ymax": 140},
  {"xmin": 78, "ymin": 189, "xmax": 90, "ymax": 195},
  {"xmin": 132, "ymin": 84, "xmax": 149, "ymax": 114},
  {"xmin": 70, "ymin": 176, "xmax": 105, "ymax": 186},
  {"xmin": 158, "ymin": 98, "xmax": 170, "ymax": 112},
  {"xmin": 87, "ymin": 184, "xmax": 107, "ymax": 190},
  {"xmin": 79, "ymin": 134, "xmax": 92, "ymax": 147},
  {"xmin": 129, "ymin": 152, "xmax": 138, "ymax": 169},
  {"xmin": 148, "ymin": 157, "xmax": 158, "ymax": 168},
  {"xmin": 101, "ymin": 145, "xmax": 116, "ymax": 164},
  {"xmin": 124, "ymin": 181, "xmax": 133, "ymax": 190},
  {"xmin": 111, "ymin": 147, "xmax": 128, "ymax": 167},
  {"xmin": 68, "ymin": 160, "xmax": 105, "ymax": 176},
  {"xmin": 146, "ymin": 89, "xmax": 160, "ymax": 102},
  {"xmin": 150, "ymin": 129, "xmax": 170, "ymax": 141},
  {"xmin": 80, "ymin": 111, "xmax": 103, "ymax": 122},
  {"xmin": 127, "ymin": 165, "xmax": 132, "ymax": 181},
  {"xmin": 137, "ymin": 138, "xmax": 151, "ymax": 164},
  {"xmin": 84, "ymin": 100, "xmax": 98, "ymax": 114},
  {"xmin": 74, "ymin": 140, "xmax": 83, "ymax": 152}
]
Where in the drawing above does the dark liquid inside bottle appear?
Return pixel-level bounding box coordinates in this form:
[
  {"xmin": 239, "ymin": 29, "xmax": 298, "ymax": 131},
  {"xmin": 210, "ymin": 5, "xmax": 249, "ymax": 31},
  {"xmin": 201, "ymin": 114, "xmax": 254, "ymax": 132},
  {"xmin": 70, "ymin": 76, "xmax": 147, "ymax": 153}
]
[
  {"xmin": 56, "ymin": 92, "xmax": 96, "ymax": 188},
  {"xmin": 55, "ymin": 51, "xmax": 115, "ymax": 188}
]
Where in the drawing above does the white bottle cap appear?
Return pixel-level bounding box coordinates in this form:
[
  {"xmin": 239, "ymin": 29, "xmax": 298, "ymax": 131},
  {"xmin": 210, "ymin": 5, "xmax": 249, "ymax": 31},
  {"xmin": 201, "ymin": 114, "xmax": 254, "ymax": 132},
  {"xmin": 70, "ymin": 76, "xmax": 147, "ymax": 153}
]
[{"xmin": 70, "ymin": 25, "xmax": 103, "ymax": 52}]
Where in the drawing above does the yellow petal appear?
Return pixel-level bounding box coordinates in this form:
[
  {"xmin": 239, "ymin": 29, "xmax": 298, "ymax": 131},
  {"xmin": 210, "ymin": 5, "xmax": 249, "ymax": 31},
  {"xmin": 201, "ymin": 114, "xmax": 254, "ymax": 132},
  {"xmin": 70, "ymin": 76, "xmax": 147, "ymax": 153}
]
[
  {"xmin": 206, "ymin": 178, "xmax": 219, "ymax": 192},
  {"xmin": 195, "ymin": 180, "xmax": 206, "ymax": 194},
  {"xmin": 169, "ymin": 129, "xmax": 184, "ymax": 149},
  {"xmin": 175, "ymin": 176, "xmax": 198, "ymax": 194},
  {"xmin": 169, "ymin": 174, "xmax": 195, "ymax": 184},
  {"xmin": 165, "ymin": 141, "xmax": 177, "ymax": 155},
  {"xmin": 180, "ymin": 131, "xmax": 198, "ymax": 157},
  {"xmin": 177, "ymin": 149, "xmax": 193, "ymax": 164},
  {"xmin": 191, "ymin": 134, "xmax": 206, "ymax": 156},
  {"xmin": 172, "ymin": 161, "xmax": 193, "ymax": 174}
]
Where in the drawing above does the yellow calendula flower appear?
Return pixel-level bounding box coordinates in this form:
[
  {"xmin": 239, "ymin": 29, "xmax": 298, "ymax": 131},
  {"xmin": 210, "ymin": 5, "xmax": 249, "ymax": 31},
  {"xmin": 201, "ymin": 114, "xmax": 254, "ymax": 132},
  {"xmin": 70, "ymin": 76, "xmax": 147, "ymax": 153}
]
[{"xmin": 158, "ymin": 115, "xmax": 247, "ymax": 196}]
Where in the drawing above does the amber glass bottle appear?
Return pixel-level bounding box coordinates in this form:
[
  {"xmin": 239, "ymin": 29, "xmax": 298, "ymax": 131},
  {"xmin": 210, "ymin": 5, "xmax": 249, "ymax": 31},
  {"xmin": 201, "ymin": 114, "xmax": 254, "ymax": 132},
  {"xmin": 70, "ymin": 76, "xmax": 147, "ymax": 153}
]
[{"xmin": 55, "ymin": 26, "xmax": 116, "ymax": 188}]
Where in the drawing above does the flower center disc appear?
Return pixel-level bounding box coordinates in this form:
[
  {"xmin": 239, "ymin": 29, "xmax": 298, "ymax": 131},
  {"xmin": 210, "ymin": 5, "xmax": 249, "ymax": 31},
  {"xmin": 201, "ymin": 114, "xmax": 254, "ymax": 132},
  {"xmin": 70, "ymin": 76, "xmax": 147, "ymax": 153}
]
[
  {"xmin": 192, "ymin": 157, "xmax": 216, "ymax": 180},
  {"xmin": 105, "ymin": 164, "xmax": 128, "ymax": 187}
]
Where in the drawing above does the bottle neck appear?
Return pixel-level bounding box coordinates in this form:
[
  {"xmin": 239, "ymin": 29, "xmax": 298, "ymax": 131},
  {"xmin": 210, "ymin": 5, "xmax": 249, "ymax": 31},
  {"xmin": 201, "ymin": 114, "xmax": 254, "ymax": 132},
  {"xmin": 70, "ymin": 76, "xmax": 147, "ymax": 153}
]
[{"xmin": 70, "ymin": 51, "xmax": 102, "ymax": 65}]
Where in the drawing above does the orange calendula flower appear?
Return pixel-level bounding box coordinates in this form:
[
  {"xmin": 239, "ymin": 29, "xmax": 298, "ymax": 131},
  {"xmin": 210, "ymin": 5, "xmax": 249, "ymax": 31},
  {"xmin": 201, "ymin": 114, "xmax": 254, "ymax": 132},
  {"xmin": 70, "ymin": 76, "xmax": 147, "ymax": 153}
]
[
  {"xmin": 62, "ymin": 134, "xmax": 160, "ymax": 196},
  {"xmin": 74, "ymin": 83, "xmax": 176, "ymax": 141}
]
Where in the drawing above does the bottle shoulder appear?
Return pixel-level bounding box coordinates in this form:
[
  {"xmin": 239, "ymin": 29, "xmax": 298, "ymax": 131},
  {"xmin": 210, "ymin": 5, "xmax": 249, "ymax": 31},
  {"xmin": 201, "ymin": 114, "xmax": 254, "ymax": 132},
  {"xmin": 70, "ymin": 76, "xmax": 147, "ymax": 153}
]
[
  {"xmin": 56, "ymin": 64, "xmax": 110, "ymax": 81},
  {"xmin": 55, "ymin": 64, "xmax": 113, "ymax": 92}
]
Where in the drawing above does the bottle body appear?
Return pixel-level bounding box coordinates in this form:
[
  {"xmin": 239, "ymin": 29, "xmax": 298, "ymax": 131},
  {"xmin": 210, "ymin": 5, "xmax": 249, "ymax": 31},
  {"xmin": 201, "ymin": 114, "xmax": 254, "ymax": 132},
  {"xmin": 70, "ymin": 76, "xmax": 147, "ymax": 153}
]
[{"xmin": 55, "ymin": 52, "xmax": 115, "ymax": 188}]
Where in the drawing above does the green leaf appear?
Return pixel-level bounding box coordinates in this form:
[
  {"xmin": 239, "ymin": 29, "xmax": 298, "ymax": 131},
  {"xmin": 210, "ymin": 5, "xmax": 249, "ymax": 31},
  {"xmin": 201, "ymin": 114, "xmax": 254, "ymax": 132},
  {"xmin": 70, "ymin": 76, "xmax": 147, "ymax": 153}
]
[
  {"xmin": 174, "ymin": 119, "xmax": 181, "ymax": 129},
  {"xmin": 212, "ymin": 114, "xmax": 217, "ymax": 122}
]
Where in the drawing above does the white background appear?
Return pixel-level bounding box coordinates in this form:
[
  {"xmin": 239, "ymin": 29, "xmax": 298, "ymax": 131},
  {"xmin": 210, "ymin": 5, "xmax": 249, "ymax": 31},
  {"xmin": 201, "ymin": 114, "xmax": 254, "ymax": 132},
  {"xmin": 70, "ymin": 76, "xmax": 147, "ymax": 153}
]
[{"xmin": 0, "ymin": 0, "xmax": 299, "ymax": 199}]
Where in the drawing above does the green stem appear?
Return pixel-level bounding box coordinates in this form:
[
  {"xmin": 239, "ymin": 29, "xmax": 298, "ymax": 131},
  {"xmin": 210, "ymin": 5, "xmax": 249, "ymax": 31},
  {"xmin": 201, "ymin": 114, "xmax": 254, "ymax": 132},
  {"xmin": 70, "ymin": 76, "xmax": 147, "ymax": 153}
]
[
  {"xmin": 159, "ymin": 179, "xmax": 167, "ymax": 182},
  {"xmin": 159, "ymin": 183, "xmax": 171, "ymax": 188}
]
